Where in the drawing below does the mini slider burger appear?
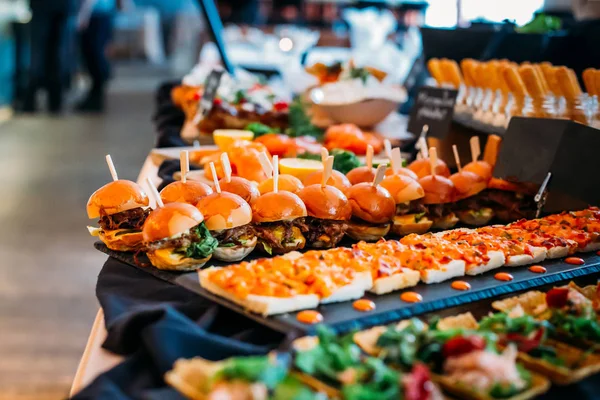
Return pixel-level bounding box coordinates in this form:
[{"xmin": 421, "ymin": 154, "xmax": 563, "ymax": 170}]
[
  {"xmin": 142, "ymin": 178, "xmax": 217, "ymax": 271},
  {"xmin": 418, "ymin": 147, "xmax": 458, "ymax": 229},
  {"xmin": 450, "ymin": 144, "xmax": 493, "ymax": 226},
  {"xmin": 252, "ymin": 156, "xmax": 308, "ymax": 254},
  {"xmin": 381, "ymin": 148, "xmax": 431, "ymax": 235},
  {"xmin": 345, "ymin": 165, "xmax": 396, "ymax": 241},
  {"xmin": 346, "ymin": 144, "xmax": 377, "ymax": 184},
  {"xmin": 256, "ymin": 151, "xmax": 304, "ymax": 194},
  {"xmin": 159, "ymin": 150, "xmax": 212, "ymax": 205},
  {"xmin": 196, "ymin": 162, "xmax": 256, "ymax": 262},
  {"xmin": 302, "ymin": 147, "xmax": 351, "ymax": 193},
  {"xmin": 217, "ymin": 153, "xmax": 260, "ymax": 204},
  {"xmin": 87, "ymin": 155, "xmax": 150, "ymax": 252},
  {"xmin": 382, "ymin": 140, "xmax": 419, "ymax": 180},
  {"xmin": 462, "ymin": 136, "xmax": 493, "ymax": 181},
  {"xmin": 297, "ymin": 156, "xmax": 352, "ymax": 248},
  {"xmin": 408, "ymin": 139, "xmax": 450, "ymax": 179}
]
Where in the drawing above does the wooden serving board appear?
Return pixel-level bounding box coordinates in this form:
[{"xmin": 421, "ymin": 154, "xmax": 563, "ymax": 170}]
[{"xmin": 95, "ymin": 242, "xmax": 600, "ymax": 335}]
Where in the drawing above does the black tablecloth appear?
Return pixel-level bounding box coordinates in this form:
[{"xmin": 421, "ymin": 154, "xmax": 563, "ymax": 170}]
[{"xmin": 153, "ymin": 81, "xmax": 187, "ymax": 149}]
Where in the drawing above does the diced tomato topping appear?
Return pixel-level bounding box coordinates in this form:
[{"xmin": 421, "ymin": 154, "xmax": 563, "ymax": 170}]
[
  {"xmin": 546, "ymin": 287, "xmax": 570, "ymax": 308},
  {"xmin": 192, "ymin": 92, "xmax": 201, "ymax": 101},
  {"xmin": 505, "ymin": 328, "xmax": 544, "ymax": 353},
  {"xmin": 442, "ymin": 335, "xmax": 486, "ymax": 359},
  {"xmin": 213, "ymin": 98, "xmax": 222, "ymax": 106},
  {"xmin": 273, "ymin": 101, "xmax": 289, "ymax": 111},
  {"xmin": 404, "ymin": 363, "xmax": 434, "ymax": 400}
]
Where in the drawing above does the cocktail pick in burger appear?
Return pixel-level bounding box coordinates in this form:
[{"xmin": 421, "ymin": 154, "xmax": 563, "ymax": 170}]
[
  {"xmin": 345, "ymin": 164, "xmax": 396, "ymax": 241},
  {"xmin": 257, "ymin": 151, "xmax": 304, "ymax": 194},
  {"xmin": 160, "ymin": 150, "xmax": 213, "ymax": 205},
  {"xmin": 302, "ymin": 147, "xmax": 351, "ymax": 193},
  {"xmin": 251, "ymin": 155, "xmax": 308, "ymax": 255},
  {"xmin": 142, "ymin": 177, "xmax": 217, "ymax": 270},
  {"xmin": 195, "ymin": 162, "xmax": 257, "ymax": 262},
  {"xmin": 381, "ymin": 148, "xmax": 431, "ymax": 235},
  {"xmin": 297, "ymin": 156, "xmax": 352, "ymax": 249},
  {"xmin": 87, "ymin": 155, "xmax": 150, "ymax": 252},
  {"xmin": 450, "ymin": 144, "xmax": 494, "ymax": 226},
  {"xmin": 418, "ymin": 147, "xmax": 458, "ymax": 229},
  {"xmin": 216, "ymin": 152, "xmax": 260, "ymax": 204},
  {"xmin": 346, "ymin": 144, "xmax": 377, "ymax": 185},
  {"xmin": 408, "ymin": 138, "xmax": 450, "ymax": 179},
  {"xmin": 463, "ymin": 136, "xmax": 492, "ymax": 181},
  {"xmin": 383, "ymin": 140, "xmax": 418, "ymax": 180}
]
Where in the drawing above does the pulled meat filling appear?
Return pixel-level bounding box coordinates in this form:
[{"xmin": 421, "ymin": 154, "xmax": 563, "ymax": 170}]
[
  {"xmin": 211, "ymin": 224, "xmax": 255, "ymax": 246},
  {"xmin": 99, "ymin": 207, "xmax": 151, "ymax": 231},
  {"xmin": 349, "ymin": 217, "xmax": 390, "ymax": 227},
  {"xmin": 477, "ymin": 190, "xmax": 536, "ymax": 222},
  {"xmin": 254, "ymin": 218, "xmax": 307, "ymax": 252},
  {"xmin": 145, "ymin": 226, "xmax": 205, "ymax": 251},
  {"xmin": 396, "ymin": 200, "xmax": 427, "ymax": 216},
  {"xmin": 303, "ymin": 217, "xmax": 348, "ymax": 246},
  {"xmin": 426, "ymin": 203, "xmax": 455, "ymax": 219}
]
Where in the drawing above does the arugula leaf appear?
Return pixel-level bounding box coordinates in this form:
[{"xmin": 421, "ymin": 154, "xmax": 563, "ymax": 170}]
[
  {"xmin": 272, "ymin": 376, "xmax": 323, "ymax": 400},
  {"xmin": 245, "ymin": 122, "xmax": 280, "ymax": 137},
  {"xmin": 181, "ymin": 223, "xmax": 218, "ymax": 259},
  {"xmin": 479, "ymin": 312, "xmax": 553, "ymax": 336},
  {"xmin": 220, "ymin": 354, "xmax": 289, "ymax": 390},
  {"xmin": 341, "ymin": 358, "xmax": 400, "ymax": 400},
  {"xmin": 297, "ymin": 152, "xmax": 322, "ymax": 161},
  {"xmin": 349, "ymin": 67, "xmax": 371, "ymax": 85},
  {"xmin": 262, "ymin": 242, "xmax": 273, "ymax": 255},
  {"xmin": 232, "ymin": 90, "xmax": 247, "ymax": 105},
  {"xmin": 287, "ymin": 98, "xmax": 324, "ymax": 139},
  {"xmin": 330, "ymin": 149, "xmax": 361, "ymax": 175},
  {"xmin": 550, "ymin": 311, "xmax": 600, "ymax": 341}
]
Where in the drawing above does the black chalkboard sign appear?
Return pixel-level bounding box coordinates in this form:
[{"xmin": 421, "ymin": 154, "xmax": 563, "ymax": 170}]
[
  {"xmin": 200, "ymin": 69, "xmax": 224, "ymax": 117},
  {"xmin": 493, "ymin": 117, "xmax": 600, "ymax": 213},
  {"xmin": 407, "ymin": 86, "xmax": 458, "ymax": 139}
]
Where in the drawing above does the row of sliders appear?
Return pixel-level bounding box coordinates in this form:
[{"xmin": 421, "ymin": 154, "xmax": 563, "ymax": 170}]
[
  {"xmin": 87, "ymin": 137, "xmax": 510, "ymax": 269},
  {"xmin": 199, "ymin": 207, "xmax": 600, "ymax": 316}
]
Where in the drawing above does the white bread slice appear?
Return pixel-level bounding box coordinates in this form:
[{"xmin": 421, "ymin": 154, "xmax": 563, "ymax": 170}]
[
  {"xmin": 465, "ymin": 251, "xmax": 506, "ymax": 276},
  {"xmin": 199, "ymin": 268, "xmax": 319, "ymax": 316},
  {"xmin": 505, "ymin": 246, "xmax": 547, "ymax": 267},
  {"xmin": 579, "ymin": 242, "xmax": 600, "ymax": 253},
  {"xmin": 320, "ymin": 271, "xmax": 372, "ymax": 304},
  {"xmin": 420, "ymin": 259, "xmax": 466, "ymax": 284},
  {"xmin": 546, "ymin": 246, "xmax": 570, "ymax": 259},
  {"xmin": 369, "ymin": 268, "xmax": 420, "ymax": 295}
]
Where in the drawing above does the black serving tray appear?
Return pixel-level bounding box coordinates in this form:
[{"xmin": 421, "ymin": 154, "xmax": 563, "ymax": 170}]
[{"xmin": 95, "ymin": 242, "xmax": 600, "ymax": 335}]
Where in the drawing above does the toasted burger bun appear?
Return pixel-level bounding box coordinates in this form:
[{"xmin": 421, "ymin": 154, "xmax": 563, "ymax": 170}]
[
  {"xmin": 87, "ymin": 180, "xmax": 149, "ymax": 219},
  {"xmin": 488, "ymin": 177, "xmax": 539, "ymax": 196},
  {"xmin": 346, "ymin": 221, "xmax": 391, "ymax": 242},
  {"xmin": 146, "ymin": 249, "xmax": 211, "ymax": 271},
  {"xmin": 384, "ymin": 167, "xmax": 419, "ymax": 181},
  {"xmin": 346, "ymin": 183, "xmax": 395, "ymax": 224},
  {"xmin": 450, "ymin": 170, "xmax": 487, "ymax": 201},
  {"xmin": 418, "ymin": 175, "xmax": 455, "ymax": 205},
  {"xmin": 258, "ymin": 174, "xmax": 303, "ymax": 195},
  {"xmin": 431, "ymin": 212, "xmax": 459, "ymax": 230},
  {"xmin": 160, "ymin": 181, "xmax": 212, "ymax": 205},
  {"xmin": 142, "ymin": 203, "xmax": 205, "ymax": 243},
  {"xmin": 99, "ymin": 229, "xmax": 145, "ymax": 252},
  {"xmin": 391, "ymin": 215, "xmax": 433, "ymax": 236},
  {"xmin": 213, "ymin": 236, "xmax": 257, "ymax": 262},
  {"xmin": 347, "ymin": 166, "xmax": 377, "ymax": 185},
  {"xmin": 218, "ymin": 176, "xmax": 260, "ymax": 204},
  {"xmin": 380, "ymin": 174, "xmax": 425, "ymax": 204},
  {"xmin": 408, "ymin": 158, "xmax": 450, "ymax": 179},
  {"xmin": 252, "ymin": 191, "xmax": 307, "ymax": 223},
  {"xmin": 457, "ymin": 208, "xmax": 494, "ymax": 226},
  {"xmin": 303, "ymin": 170, "xmax": 351, "ymax": 193},
  {"xmin": 463, "ymin": 160, "xmax": 493, "ymax": 181},
  {"xmin": 297, "ymin": 184, "xmax": 351, "ymax": 221},
  {"xmin": 196, "ymin": 192, "xmax": 252, "ymax": 230}
]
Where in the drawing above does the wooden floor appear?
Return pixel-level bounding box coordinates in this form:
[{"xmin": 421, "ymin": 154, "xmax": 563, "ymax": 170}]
[{"xmin": 0, "ymin": 66, "xmax": 163, "ymax": 399}]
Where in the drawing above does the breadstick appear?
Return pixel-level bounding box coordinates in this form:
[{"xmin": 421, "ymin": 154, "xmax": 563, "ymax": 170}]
[
  {"xmin": 540, "ymin": 64, "xmax": 561, "ymax": 97},
  {"xmin": 440, "ymin": 58, "xmax": 462, "ymax": 89},
  {"xmin": 583, "ymin": 68, "xmax": 597, "ymax": 96},
  {"xmin": 503, "ymin": 65, "xmax": 528, "ymax": 97},
  {"xmin": 556, "ymin": 67, "xmax": 582, "ymax": 100},
  {"xmin": 460, "ymin": 59, "xmax": 475, "ymax": 87},
  {"xmin": 427, "ymin": 58, "xmax": 445, "ymax": 86},
  {"xmin": 518, "ymin": 65, "xmax": 545, "ymax": 100},
  {"xmin": 533, "ymin": 65, "xmax": 549, "ymax": 96}
]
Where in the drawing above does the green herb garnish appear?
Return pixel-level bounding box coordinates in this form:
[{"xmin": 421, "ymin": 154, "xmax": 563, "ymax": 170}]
[
  {"xmin": 245, "ymin": 122, "xmax": 280, "ymax": 137},
  {"xmin": 330, "ymin": 149, "xmax": 361, "ymax": 175},
  {"xmin": 178, "ymin": 223, "xmax": 218, "ymax": 259}
]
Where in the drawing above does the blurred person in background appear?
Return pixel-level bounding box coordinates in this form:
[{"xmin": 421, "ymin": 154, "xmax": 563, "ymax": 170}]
[
  {"xmin": 76, "ymin": 0, "xmax": 118, "ymax": 112},
  {"xmin": 23, "ymin": 0, "xmax": 79, "ymax": 113}
]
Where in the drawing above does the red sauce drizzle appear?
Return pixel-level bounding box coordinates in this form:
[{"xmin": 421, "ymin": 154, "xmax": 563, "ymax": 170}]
[
  {"xmin": 565, "ymin": 257, "xmax": 585, "ymax": 265},
  {"xmin": 451, "ymin": 281, "xmax": 471, "ymax": 291},
  {"xmin": 400, "ymin": 292, "xmax": 423, "ymax": 303},
  {"xmin": 529, "ymin": 265, "xmax": 547, "ymax": 274},
  {"xmin": 597, "ymin": 251, "xmax": 600, "ymax": 256},
  {"xmin": 494, "ymin": 272, "xmax": 514, "ymax": 282},
  {"xmin": 353, "ymin": 299, "xmax": 376, "ymax": 312},
  {"xmin": 296, "ymin": 310, "xmax": 323, "ymax": 324}
]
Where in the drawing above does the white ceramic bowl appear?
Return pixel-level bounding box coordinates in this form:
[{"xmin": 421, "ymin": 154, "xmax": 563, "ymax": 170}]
[{"xmin": 318, "ymin": 98, "xmax": 402, "ymax": 128}]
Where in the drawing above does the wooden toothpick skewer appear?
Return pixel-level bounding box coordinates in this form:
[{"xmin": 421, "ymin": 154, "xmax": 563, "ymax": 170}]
[
  {"xmin": 272, "ymin": 155, "xmax": 279, "ymax": 193},
  {"xmin": 321, "ymin": 156, "xmax": 334, "ymax": 188},
  {"xmin": 418, "ymin": 137, "xmax": 429, "ymax": 159},
  {"xmin": 366, "ymin": 144, "xmax": 373, "ymax": 169},
  {"xmin": 209, "ymin": 162, "xmax": 221, "ymax": 193},
  {"xmin": 452, "ymin": 145, "xmax": 462, "ymax": 172},
  {"xmin": 258, "ymin": 152, "xmax": 273, "ymax": 178},
  {"xmin": 429, "ymin": 147, "xmax": 438, "ymax": 177},
  {"xmin": 391, "ymin": 147, "xmax": 402, "ymax": 175},
  {"xmin": 321, "ymin": 147, "xmax": 329, "ymax": 164},
  {"xmin": 180, "ymin": 150, "xmax": 189, "ymax": 183},
  {"xmin": 220, "ymin": 152, "xmax": 232, "ymax": 183},
  {"xmin": 146, "ymin": 177, "xmax": 164, "ymax": 208},
  {"xmin": 383, "ymin": 139, "xmax": 392, "ymax": 160},
  {"xmin": 105, "ymin": 155, "xmax": 118, "ymax": 181},
  {"xmin": 372, "ymin": 164, "xmax": 386, "ymax": 187},
  {"xmin": 470, "ymin": 136, "xmax": 481, "ymax": 163}
]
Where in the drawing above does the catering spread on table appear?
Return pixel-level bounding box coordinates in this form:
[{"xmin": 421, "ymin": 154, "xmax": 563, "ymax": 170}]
[{"xmin": 85, "ymin": 61, "xmax": 600, "ymax": 399}]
